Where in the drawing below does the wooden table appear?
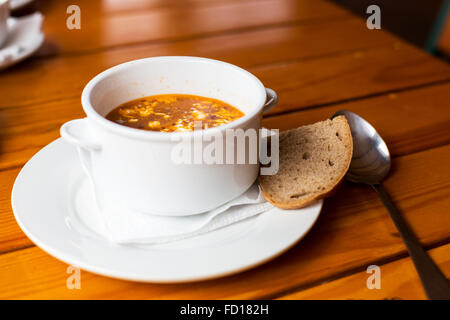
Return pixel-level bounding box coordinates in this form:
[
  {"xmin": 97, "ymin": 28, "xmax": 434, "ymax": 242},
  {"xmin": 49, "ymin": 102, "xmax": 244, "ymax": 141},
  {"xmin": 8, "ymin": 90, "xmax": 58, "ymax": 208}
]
[{"xmin": 1, "ymin": 0, "xmax": 449, "ymax": 300}]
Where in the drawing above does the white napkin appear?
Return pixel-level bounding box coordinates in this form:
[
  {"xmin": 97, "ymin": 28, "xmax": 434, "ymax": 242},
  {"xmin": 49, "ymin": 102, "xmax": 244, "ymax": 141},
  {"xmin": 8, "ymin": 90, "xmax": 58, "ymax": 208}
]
[{"xmin": 86, "ymin": 182, "xmax": 273, "ymax": 245}]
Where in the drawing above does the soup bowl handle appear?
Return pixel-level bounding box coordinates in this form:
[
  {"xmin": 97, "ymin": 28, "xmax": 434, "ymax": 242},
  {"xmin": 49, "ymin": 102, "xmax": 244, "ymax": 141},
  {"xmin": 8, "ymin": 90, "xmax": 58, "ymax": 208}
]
[
  {"xmin": 60, "ymin": 118, "xmax": 101, "ymax": 151},
  {"xmin": 263, "ymin": 88, "xmax": 278, "ymax": 114}
]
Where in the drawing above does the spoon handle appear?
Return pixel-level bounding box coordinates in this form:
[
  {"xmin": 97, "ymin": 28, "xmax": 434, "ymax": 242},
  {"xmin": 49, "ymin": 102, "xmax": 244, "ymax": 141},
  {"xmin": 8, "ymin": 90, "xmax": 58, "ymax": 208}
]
[{"xmin": 371, "ymin": 183, "xmax": 450, "ymax": 300}]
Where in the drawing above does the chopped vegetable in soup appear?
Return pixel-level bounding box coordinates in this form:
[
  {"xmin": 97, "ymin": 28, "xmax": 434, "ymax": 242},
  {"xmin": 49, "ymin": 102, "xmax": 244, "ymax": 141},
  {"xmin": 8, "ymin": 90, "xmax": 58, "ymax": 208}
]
[{"xmin": 106, "ymin": 94, "xmax": 244, "ymax": 132}]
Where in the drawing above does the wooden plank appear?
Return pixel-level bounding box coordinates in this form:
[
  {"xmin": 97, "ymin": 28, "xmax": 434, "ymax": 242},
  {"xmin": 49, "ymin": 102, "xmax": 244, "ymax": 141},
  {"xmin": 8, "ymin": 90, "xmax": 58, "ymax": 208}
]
[
  {"xmin": 0, "ymin": 168, "xmax": 29, "ymax": 254},
  {"xmin": 1, "ymin": 79, "xmax": 450, "ymax": 172},
  {"xmin": 262, "ymin": 82, "xmax": 450, "ymax": 157},
  {"xmin": 36, "ymin": 0, "xmax": 277, "ymax": 15},
  {"xmin": 35, "ymin": 0, "xmax": 334, "ymax": 15},
  {"xmin": 3, "ymin": 42, "xmax": 449, "ymax": 113},
  {"xmin": 37, "ymin": 0, "xmax": 349, "ymax": 55},
  {"xmin": 256, "ymin": 44, "xmax": 450, "ymax": 114},
  {"xmin": 2, "ymin": 82, "xmax": 450, "ymax": 253},
  {"xmin": 0, "ymin": 17, "xmax": 393, "ymax": 110},
  {"xmin": 279, "ymin": 243, "xmax": 450, "ymax": 300},
  {"xmin": 1, "ymin": 144, "xmax": 449, "ymax": 299}
]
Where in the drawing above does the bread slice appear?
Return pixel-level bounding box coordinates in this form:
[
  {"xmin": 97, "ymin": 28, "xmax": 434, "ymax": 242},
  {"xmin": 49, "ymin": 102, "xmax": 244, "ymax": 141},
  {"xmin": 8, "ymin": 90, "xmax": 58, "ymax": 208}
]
[{"xmin": 259, "ymin": 115, "xmax": 353, "ymax": 209}]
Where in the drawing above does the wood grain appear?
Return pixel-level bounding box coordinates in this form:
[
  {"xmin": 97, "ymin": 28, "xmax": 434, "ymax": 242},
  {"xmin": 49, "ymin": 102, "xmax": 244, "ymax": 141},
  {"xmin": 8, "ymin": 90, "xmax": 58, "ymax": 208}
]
[
  {"xmin": 36, "ymin": 0, "xmax": 282, "ymax": 14},
  {"xmin": 0, "ymin": 168, "xmax": 29, "ymax": 253},
  {"xmin": 1, "ymin": 82, "xmax": 450, "ymax": 254},
  {"xmin": 1, "ymin": 79, "xmax": 450, "ymax": 172},
  {"xmin": 37, "ymin": 0, "xmax": 348, "ymax": 55},
  {"xmin": 0, "ymin": 17, "xmax": 393, "ymax": 109},
  {"xmin": 262, "ymin": 82, "xmax": 450, "ymax": 157},
  {"xmin": 255, "ymin": 43, "xmax": 450, "ymax": 114},
  {"xmin": 2, "ymin": 0, "xmax": 449, "ymax": 299},
  {"xmin": 1, "ymin": 144, "xmax": 449, "ymax": 299},
  {"xmin": 279, "ymin": 244, "xmax": 450, "ymax": 300},
  {"xmin": 3, "ymin": 41, "xmax": 449, "ymax": 113}
]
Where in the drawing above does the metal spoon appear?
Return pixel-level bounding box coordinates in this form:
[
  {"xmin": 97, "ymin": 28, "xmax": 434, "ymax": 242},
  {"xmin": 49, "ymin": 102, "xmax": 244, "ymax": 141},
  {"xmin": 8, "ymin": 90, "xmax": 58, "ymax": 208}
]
[{"xmin": 333, "ymin": 110, "xmax": 450, "ymax": 300}]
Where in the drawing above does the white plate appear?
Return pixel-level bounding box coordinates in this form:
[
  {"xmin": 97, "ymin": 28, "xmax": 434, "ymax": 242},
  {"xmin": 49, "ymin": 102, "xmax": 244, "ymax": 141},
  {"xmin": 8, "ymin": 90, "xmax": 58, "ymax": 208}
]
[
  {"xmin": 12, "ymin": 139, "xmax": 323, "ymax": 283},
  {"xmin": 0, "ymin": 13, "xmax": 43, "ymax": 70},
  {"xmin": 10, "ymin": 0, "xmax": 34, "ymax": 11}
]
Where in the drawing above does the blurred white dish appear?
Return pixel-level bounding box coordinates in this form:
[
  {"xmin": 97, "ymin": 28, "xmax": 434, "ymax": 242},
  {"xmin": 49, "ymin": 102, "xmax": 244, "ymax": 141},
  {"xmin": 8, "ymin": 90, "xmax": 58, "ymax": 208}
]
[
  {"xmin": 9, "ymin": 0, "xmax": 33, "ymax": 11},
  {"xmin": 0, "ymin": 12, "xmax": 43, "ymax": 70},
  {"xmin": 12, "ymin": 138, "xmax": 323, "ymax": 283}
]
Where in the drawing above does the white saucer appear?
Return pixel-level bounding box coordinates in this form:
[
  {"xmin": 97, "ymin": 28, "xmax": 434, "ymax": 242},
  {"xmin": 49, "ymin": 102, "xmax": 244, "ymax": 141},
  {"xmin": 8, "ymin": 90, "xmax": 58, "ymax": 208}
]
[
  {"xmin": 12, "ymin": 139, "xmax": 323, "ymax": 283},
  {"xmin": 0, "ymin": 13, "xmax": 43, "ymax": 70}
]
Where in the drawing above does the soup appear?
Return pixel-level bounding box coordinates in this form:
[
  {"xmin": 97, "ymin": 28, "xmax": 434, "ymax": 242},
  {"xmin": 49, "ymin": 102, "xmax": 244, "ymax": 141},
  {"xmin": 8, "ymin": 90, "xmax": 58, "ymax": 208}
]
[{"xmin": 106, "ymin": 94, "xmax": 244, "ymax": 132}]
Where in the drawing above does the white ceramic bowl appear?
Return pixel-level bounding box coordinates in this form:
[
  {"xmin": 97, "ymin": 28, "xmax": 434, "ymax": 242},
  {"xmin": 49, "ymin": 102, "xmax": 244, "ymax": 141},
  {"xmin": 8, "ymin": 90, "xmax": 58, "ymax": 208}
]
[{"xmin": 61, "ymin": 56, "xmax": 277, "ymax": 216}]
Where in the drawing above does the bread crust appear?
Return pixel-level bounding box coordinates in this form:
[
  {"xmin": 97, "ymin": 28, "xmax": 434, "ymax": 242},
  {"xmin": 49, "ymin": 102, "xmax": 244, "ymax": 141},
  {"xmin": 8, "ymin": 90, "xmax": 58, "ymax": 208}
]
[{"xmin": 259, "ymin": 116, "xmax": 353, "ymax": 209}]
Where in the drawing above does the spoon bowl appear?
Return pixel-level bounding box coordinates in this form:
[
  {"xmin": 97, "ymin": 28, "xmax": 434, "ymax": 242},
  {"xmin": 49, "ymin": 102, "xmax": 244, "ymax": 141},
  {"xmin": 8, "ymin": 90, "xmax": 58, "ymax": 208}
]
[{"xmin": 333, "ymin": 110, "xmax": 390, "ymax": 184}]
